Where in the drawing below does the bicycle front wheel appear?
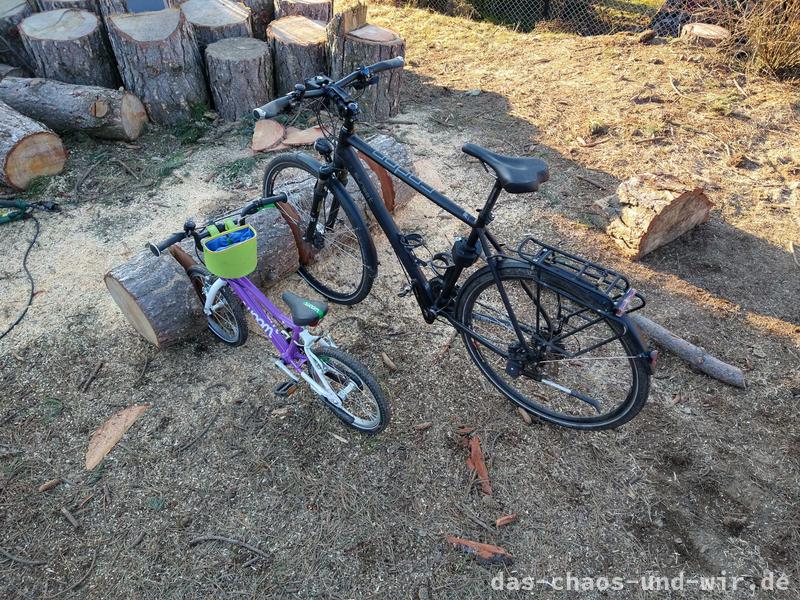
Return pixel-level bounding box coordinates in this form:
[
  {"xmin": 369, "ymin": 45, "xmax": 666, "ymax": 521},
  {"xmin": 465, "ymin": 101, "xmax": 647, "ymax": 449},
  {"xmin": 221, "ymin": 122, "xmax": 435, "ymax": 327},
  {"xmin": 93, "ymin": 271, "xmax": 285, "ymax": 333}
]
[
  {"xmin": 263, "ymin": 154, "xmax": 377, "ymax": 305},
  {"xmin": 455, "ymin": 264, "xmax": 650, "ymax": 430},
  {"xmin": 187, "ymin": 266, "xmax": 248, "ymax": 347}
]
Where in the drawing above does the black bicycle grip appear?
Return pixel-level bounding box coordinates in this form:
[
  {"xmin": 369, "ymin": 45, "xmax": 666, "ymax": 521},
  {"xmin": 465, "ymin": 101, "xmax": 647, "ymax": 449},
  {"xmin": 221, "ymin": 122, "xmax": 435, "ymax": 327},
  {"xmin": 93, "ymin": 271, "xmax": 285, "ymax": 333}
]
[
  {"xmin": 240, "ymin": 192, "xmax": 289, "ymax": 217},
  {"xmin": 148, "ymin": 231, "xmax": 186, "ymax": 257},
  {"xmin": 369, "ymin": 56, "xmax": 405, "ymax": 74},
  {"xmin": 253, "ymin": 95, "xmax": 293, "ymax": 119}
]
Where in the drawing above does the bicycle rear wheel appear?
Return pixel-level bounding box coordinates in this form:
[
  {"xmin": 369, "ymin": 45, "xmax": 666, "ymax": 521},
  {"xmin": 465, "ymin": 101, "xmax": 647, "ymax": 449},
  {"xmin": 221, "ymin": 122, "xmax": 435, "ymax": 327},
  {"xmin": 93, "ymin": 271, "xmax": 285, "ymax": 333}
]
[
  {"xmin": 262, "ymin": 154, "xmax": 377, "ymax": 305},
  {"xmin": 455, "ymin": 263, "xmax": 650, "ymax": 430}
]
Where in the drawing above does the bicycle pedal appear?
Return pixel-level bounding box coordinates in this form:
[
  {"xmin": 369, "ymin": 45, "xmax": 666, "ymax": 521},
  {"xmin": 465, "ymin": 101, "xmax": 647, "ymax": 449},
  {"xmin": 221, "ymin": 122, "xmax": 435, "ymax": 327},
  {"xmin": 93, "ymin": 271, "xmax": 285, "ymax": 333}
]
[{"xmin": 273, "ymin": 381, "xmax": 298, "ymax": 398}]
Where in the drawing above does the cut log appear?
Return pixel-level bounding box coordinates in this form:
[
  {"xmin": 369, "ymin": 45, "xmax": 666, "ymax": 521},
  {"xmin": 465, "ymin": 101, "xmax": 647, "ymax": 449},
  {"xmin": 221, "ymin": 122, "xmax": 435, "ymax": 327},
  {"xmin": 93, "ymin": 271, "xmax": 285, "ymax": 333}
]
[
  {"xmin": 239, "ymin": 0, "xmax": 271, "ymax": 40},
  {"xmin": 0, "ymin": 76, "xmax": 147, "ymax": 140},
  {"xmin": 19, "ymin": 9, "xmax": 119, "ymax": 88},
  {"xmin": 268, "ymin": 15, "xmax": 326, "ymax": 95},
  {"xmin": 107, "ymin": 8, "xmax": 208, "ymax": 125},
  {"xmin": 0, "ymin": 99, "xmax": 66, "ymax": 190},
  {"xmin": 106, "ymin": 206, "xmax": 298, "ymax": 348},
  {"xmin": 325, "ymin": 0, "xmax": 366, "ymax": 77},
  {"xmin": 0, "ymin": 62, "xmax": 29, "ymax": 79},
  {"xmin": 630, "ymin": 314, "xmax": 746, "ymax": 388},
  {"xmin": 38, "ymin": 0, "xmax": 99, "ymax": 13},
  {"xmin": 205, "ymin": 36, "xmax": 272, "ymax": 121},
  {"xmin": 0, "ymin": 0, "xmax": 35, "ymax": 69},
  {"xmin": 275, "ymin": 0, "xmax": 330, "ymax": 22},
  {"xmin": 680, "ymin": 23, "xmax": 730, "ymax": 47},
  {"xmin": 590, "ymin": 173, "xmax": 713, "ymax": 259},
  {"xmin": 357, "ymin": 133, "xmax": 414, "ymax": 213},
  {"xmin": 105, "ymin": 249, "xmax": 205, "ymax": 349},
  {"xmin": 251, "ymin": 118, "xmax": 285, "ymax": 151},
  {"xmin": 180, "ymin": 0, "xmax": 252, "ymax": 53},
  {"xmin": 336, "ymin": 24, "xmax": 404, "ymax": 119}
]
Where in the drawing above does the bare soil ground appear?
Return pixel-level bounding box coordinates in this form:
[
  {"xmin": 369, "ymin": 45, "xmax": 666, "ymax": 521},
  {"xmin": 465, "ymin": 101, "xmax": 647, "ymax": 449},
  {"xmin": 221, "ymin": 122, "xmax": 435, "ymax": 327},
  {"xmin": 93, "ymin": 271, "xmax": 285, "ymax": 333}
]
[{"xmin": 2, "ymin": 5, "xmax": 799, "ymax": 599}]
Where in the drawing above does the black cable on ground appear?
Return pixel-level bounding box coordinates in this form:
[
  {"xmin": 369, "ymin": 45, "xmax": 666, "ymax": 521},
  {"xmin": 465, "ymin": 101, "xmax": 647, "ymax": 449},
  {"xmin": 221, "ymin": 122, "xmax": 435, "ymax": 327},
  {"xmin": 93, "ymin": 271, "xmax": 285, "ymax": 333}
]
[{"xmin": 0, "ymin": 215, "xmax": 40, "ymax": 342}]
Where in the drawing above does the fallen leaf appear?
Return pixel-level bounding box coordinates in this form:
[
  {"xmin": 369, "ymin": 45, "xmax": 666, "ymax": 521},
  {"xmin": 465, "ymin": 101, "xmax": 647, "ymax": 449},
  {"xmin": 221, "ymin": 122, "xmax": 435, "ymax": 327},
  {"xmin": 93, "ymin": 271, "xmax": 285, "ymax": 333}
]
[
  {"xmin": 381, "ymin": 352, "xmax": 397, "ymax": 372},
  {"xmin": 495, "ymin": 513, "xmax": 517, "ymax": 528},
  {"xmin": 445, "ymin": 535, "xmax": 513, "ymax": 565},
  {"xmin": 466, "ymin": 435, "xmax": 492, "ymax": 495},
  {"xmin": 283, "ymin": 125, "xmax": 324, "ymax": 146},
  {"xmin": 37, "ymin": 478, "xmax": 62, "ymax": 493},
  {"xmin": 252, "ymin": 119, "xmax": 286, "ymax": 152},
  {"xmin": 85, "ymin": 404, "xmax": 150, "ymax": 470},
  {"xmin": 413, "ymin": 421, "xmax": 432, "ymax": 432}
]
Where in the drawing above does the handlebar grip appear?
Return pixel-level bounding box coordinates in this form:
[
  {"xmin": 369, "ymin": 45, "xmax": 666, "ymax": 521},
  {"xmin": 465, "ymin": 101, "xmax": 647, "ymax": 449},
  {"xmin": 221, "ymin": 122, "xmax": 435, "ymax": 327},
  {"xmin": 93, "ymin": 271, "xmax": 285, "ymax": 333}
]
[
  {"xmin": 369, "ymin": 56, "xmax": 405, "ymax": 74},
  {"xmin": 148, "ymin": 230, "xmax": 186, "ymax": 257},
  {"xmin": 240, "ymin": 193, "xmax": 289, "ymax": 218},
  {"xmin": 253, "ymin": 95, "xmax": 293, "ymax": 119}
]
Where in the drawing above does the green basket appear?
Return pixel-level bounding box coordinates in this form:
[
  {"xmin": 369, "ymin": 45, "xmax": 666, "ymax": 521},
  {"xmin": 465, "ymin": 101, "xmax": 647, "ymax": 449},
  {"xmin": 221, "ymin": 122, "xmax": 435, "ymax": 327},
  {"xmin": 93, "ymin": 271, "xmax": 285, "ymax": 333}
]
[{"xmin": 201, "ymin": 220, "xmax": 258, "ymax": 279}]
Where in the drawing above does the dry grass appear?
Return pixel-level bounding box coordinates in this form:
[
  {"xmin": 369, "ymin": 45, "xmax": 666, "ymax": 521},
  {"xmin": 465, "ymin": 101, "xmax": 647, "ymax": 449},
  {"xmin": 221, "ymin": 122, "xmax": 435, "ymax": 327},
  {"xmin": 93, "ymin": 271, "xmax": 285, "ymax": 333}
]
[{"xmin": 1, "ymin": 5, "xmax": 799, "ymax": 599}]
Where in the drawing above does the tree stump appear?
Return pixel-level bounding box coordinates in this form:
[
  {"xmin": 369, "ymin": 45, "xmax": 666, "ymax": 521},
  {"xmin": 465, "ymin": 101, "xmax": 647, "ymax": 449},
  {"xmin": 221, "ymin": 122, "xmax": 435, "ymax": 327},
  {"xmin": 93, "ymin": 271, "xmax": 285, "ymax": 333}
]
[
  {"xmin": 0, "ymin": 100, "xmax": 66, "ymax": 190},
  {"xmin": 326, "ymin": 0, "xmax": 366, "ymax": 77},
  {"xmin": 105, "ymin": 249, "xmax": 205, "ymax": 349},
  {"xmin": 38, "ymin": 0, "xmax": 99, "ymax": 13},
  {"xmin": 180, "ymin": 0, "xmax": 252, "ymax": 53},
  {"xmin": 19, "ymin": 9, "xmax": 119, "ymax": 87},
  {"xmin": 107, "ymin": 8, "xmax": 208, "ymax": 125},
  {"xmin": 680, "ymin": 23, "xmax": 730, "ymax": 47},
  {"xmin": 0, "ymin": 62, "xmax": 29, "ymax": 79},
  {"xmin": 275, "ymin": 0, "xmax": 330, "ymax": 22},
  {"xmin": 205, "ymin": 37, "xmax": 272, "ymax": 121},
  {"xmin": 0, "ymin": 0, "xmax": 35, "ymax": 69},
  {"xmin": 239, "ymin": 0, "xmax": 271, "ymax": 40},
  {"xmin": 590, "ymin": 173, "xmax": 714, "ymax": 259},
  {"xmin": 0, "ymin": 76, "xmax": 147, "ymax": 140},
  {"xmin": 106, "ymin": 206, "xmax": 298, "ymax": 348},
  {"xmin": 337, "ymin": 24, "xmax": 404, "ymax": 119},
  {"xmin": 268, "ymin": 15, "xmax": 326, "ymax": 95}
]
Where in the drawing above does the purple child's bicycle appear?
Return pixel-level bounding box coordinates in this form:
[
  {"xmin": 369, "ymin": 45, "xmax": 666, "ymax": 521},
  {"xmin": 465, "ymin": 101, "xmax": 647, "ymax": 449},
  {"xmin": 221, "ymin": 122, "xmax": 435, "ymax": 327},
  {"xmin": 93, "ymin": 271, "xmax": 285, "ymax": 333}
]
[{"xmin": 148, "ymin": 195, "xmax": 390, "ymax": 434}]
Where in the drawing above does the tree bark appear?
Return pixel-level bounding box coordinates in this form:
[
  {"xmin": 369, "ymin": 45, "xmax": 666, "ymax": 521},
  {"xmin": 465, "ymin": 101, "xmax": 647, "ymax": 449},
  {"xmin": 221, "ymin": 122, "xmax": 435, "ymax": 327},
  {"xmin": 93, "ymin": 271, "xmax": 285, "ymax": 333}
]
[
  {"xmin": 357, "ymin": 133, "xmax": 414, "ymax": 213},
  {"xmin": 630, "ymin": 314, "xmax": 746, "ymax": 388},
  {"xmin": 590, "ymin": 173, "xmax": 714, "ymax": 259},
  {"xmin": 205, "ymin": 36, "xmax": 272, "ymax": 121},
  {"xmin": 275, "ymin": 0, "xmax": 331, "ymax": 22},
  {"xmin": 180, "ymin": 0, "xmax": 252, "ymax": 53},
  {"xmin": 38, "ymin": 0, "xmax": 99, "ymax": 13},
  {"xmin": 106, "ymin": 206, "xmax": 299, "ymax": 348},
  {"xmin": 326, "ymin": 0, "xmax": 366, "ymax": 77},
  {"xmin": 268, "ymin": 15, "xmax": 327, "ymax": 95},
  {"xmin": 107, "ymin": 8, "xmax": 208, "ymax": 125},
  {"xmin": 239, "ymin": 0, "xmax": 271, "ymax": 40},
  {"xmin": 0, "ymin": 0, "xmax": 35, "ymax": 69},
  {"xmin": 338, "ymin": 24, "xmax": 404, "ymax": 119},
  {"xmin": 0, "ymin": 99, "xmax": 66, "ymax": 190},
  {"xmin": 0, "ymin": 62, "xmax": 29, "ymax": 79},
  {"xmin": 0, "ymin": 76, "xmax": 148, "ymax": 140},
  {"xmin": 19, "ymin": 8, "xmax": 119, "ymax": 87}
]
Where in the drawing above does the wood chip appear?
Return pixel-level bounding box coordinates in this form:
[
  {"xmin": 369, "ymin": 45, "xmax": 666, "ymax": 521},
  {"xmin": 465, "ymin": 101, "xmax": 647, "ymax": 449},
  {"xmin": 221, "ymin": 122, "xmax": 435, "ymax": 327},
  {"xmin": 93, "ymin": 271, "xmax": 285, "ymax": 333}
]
[
  {"xmin": 381, "ymin": 352, "xmax": 397, "ymax": 372},
  {"xmin": 329, "ymin": 432, "xmax": 348, "ymax": 444},
  {"xmin": 85, "ymin": 404, "xmax": 150, "ymax": 470},
  {"xmin": 465, "ymin": 435, "xmax": 492, "ymax": 495},
  {"xmin": 413, "ymin": 421, "xmax": 432, "ymax": 432},
  {"xmin": 37, "ymin": 478, "xmax": 61, "ymax": 493},
  {"xmin": 495, "ymin": 513, "xmax": 518, "ymax": 528},
  {"xmin": 445, "ymin": 535, "xmax": 513, "ymax": 565},
  {"xmin": 283, "ymin": 125, "xmax": 324, "ymax": 146},
  {"xmin": 60, "ymin": 506, "xmax": 79, "ymax": 529},
  {"xmin": 251, "ymin": 119, "xmax": 286, "ymax": 152},
  {"xmin": 516, "ymin": 407, "xmax": 533, "ymax": 425},
  {"xmin": 455, "ymin": 425, "xmax": 475, "ymax": 436}
]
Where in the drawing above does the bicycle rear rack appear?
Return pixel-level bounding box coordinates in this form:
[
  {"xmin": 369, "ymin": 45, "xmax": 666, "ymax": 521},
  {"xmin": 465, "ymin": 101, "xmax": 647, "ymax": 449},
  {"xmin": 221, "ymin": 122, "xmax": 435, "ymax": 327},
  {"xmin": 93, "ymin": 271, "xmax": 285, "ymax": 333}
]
[{"xmin": 516, "ymin": 236, "xmax": 645, "ymax": 315}]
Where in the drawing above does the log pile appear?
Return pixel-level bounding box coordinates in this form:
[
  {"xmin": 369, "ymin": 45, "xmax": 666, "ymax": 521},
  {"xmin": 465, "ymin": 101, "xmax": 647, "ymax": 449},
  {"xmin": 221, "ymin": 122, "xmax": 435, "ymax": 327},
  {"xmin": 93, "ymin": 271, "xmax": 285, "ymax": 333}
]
[
  {"xmin": 0, "ymin": 76, "xmax": 147, "ymax": 140},
  {"xmin": 239, "ymin": 0, "xmax": 271, "ymax": 40},
  {"xmin": 268, "ymin": 15, "xmax": 326, "ymax": 95},
  {"xmin": 39, "ymin": 0, "xmax": 100, "ymax": 12},
  {"xmin": 326, "ymin": 0, "xmax": 366, "ymax": 77},
  {"xmin": 107, "ymin": 8, "xmax": 207, "ymax": 124},
  {"xmin": 205, "ymin": 36, "xmax": 272, "ymax": 121},
  {"xmin": 19, "ymin": 8, "xmax": 119, "ymax": 87},
  {"xmin": 180, "ymin": 0, "xmax": 252, "ymax": 52},
  {"xmin": 275, "ymin": 0, "xmax": 331, "ymax": 22},
  {"xmin": 0, "ymin": 0, "xmax": 35, "ymax": 68},
  {"xmin": 591, "ymin": 173, "xmax": 713, "ymax": 259},
  {"xmin": 0, "ymin": 99, "xmax": 66, "ymax": 190}
]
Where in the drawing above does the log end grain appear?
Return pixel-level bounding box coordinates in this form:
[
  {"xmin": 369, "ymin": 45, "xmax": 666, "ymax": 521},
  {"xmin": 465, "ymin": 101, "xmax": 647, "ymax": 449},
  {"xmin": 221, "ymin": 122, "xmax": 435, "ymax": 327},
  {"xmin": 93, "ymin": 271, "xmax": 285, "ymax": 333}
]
[
  {"xmin": 4, "ymin": 132, "xmax": 67, "ymax": 190},
  {"xmin": 268, "ymin": 14, "xmax": 326, "ymax": 45},
  {"xmin": 20, "ymin": 8, "xmax": 98, "ymax": 41},
  {"xmin": 120, "ymin": 92, "xmax": 148, "ymax": 140},
  {"xmin": 109, "ymin": 7, "xmax": 182, "ymax": 41},
  {"xmin": 680, "ymin": 23, "xmax": 730, "ymax": 47}
]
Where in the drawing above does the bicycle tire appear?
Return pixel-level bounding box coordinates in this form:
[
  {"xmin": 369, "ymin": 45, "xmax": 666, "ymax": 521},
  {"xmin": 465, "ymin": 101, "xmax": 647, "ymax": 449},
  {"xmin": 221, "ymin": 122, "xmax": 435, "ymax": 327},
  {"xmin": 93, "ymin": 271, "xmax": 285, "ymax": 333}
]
[
  {"xmin": 262, "ymin": 153, "xmax": 377, "ymax": 305},
  {"xmin": 455, "ymin": 262, "xmax": 650, "ymax": 430},
  {"xmin": 187, "ymin": 265, "xmax": 248, "ymax": 347},
  {"xmin": 310, "ymin": 346, "xmax": 391, "ymax": 434}
]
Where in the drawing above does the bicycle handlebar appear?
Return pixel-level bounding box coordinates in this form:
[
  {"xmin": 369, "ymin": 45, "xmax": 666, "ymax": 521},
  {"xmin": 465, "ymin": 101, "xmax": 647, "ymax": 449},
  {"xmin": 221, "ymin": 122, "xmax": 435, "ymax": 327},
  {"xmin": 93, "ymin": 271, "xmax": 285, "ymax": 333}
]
[
  {"xmin": 147, "ymin": 193, "xmax": 287, "ymax": 257},
  {"xmin": 252, "ymin": 56, "xmax": 405, "ymax": 120}
]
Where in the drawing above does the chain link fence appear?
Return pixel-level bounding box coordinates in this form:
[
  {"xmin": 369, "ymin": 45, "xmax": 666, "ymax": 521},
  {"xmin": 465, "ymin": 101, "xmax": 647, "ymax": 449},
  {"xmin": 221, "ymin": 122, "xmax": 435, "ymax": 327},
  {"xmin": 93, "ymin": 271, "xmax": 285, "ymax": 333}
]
[{"xmin": 383, "ymin": 0, "xmax": 670, "ymax": 35}]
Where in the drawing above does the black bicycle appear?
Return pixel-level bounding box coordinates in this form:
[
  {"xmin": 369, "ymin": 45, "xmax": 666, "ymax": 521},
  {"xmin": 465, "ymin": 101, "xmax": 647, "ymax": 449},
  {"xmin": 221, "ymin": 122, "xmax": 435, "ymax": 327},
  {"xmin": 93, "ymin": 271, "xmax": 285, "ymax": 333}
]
[{"xmin": 253, "ymin": 57, "xmax": 656, "ymax": 430}]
